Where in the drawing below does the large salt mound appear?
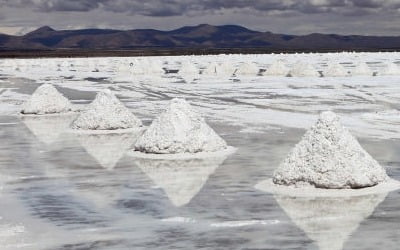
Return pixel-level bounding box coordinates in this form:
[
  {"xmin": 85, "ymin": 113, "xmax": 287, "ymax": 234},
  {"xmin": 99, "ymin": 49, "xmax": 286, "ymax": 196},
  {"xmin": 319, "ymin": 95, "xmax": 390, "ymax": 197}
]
[
  {"xmin": 21, "ymin": 84, "xmax": 72, "ymax": 115},
  {"xmin": 273, "ymin": 111, "xmax": 388, "ymax": 189},
  {"xmin": 264, "ymin": 60, "xmax": 289, "ymax": 76},
  {"xmin": 236, "ymin": 62, "xmax": 259, "ymax": 76},
  {"xmin": 134, "ymin": 98, "xmax": 227, "ymax": 154},
  {"xmin": 289, "ymin": 61, "xmax": 320, "ymax": 77},
  {"xmin": 323, "ymin": 63, "xmax": 349, "ymax": 77},
  {"xmin": 380, "ymin": 62, "xmax": 400, "ymax": 76},
  {"xmin": 352, "ymin": 62, "xmax": 372, "ymax": 76},
  {"xmin": 71, "ymin": 90, "xmax": 142, "ymax": 130}
]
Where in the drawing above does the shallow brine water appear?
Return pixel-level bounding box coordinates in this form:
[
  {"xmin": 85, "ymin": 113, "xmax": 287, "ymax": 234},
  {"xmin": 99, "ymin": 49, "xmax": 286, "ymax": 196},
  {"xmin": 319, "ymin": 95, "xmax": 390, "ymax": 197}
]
[{"xmin": 0, "ymin": 53, "xmax": 400, "ymax": 249}]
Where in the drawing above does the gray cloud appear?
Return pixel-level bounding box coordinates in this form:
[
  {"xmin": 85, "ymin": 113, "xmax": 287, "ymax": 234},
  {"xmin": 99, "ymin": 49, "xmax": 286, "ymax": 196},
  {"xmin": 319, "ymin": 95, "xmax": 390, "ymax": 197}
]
[
  {"xmin": 1, "ymin": 0, "xmax": 400, "ymax": 16},
  {"xmin": 0, "ymin": 0, "xmax": 400, "ymax": 35}
]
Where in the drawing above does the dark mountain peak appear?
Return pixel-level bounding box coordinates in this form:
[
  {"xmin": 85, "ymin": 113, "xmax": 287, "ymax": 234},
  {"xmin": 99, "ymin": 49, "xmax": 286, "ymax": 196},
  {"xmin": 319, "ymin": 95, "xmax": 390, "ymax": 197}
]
[
  {"xmin": 218, "ymin": 24, "xmax": 258, "ymax": 33},
  {"xmin": 26, "ymin": 26, "xmax": 56, "ymax": 36}
]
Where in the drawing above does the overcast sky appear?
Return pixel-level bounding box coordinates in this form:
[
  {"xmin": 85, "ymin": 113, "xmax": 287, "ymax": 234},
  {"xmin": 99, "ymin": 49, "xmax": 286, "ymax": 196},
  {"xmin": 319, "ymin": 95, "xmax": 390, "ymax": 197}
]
[{"xmin": 1, "ymin": 0, "xmax": 400, "ymax": 36}]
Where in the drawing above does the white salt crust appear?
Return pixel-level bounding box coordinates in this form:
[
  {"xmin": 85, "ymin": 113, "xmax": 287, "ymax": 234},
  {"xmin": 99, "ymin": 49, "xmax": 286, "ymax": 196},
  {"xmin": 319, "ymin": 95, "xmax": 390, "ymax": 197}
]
[
  {"xmin": 264, "ymin": 60, "xmax": 289, "ymax": 76},
  {"xmin": 20, "ymin": 83, "xmax": 72, "ymax": 115},
  {"xmin": 273, "ymin": 111, "xmax": 388, "ymax": 189},
  {"xmin": 289, "ymin": 61, "xmax": 320, "ymax": 77},
  {"xmin": 133, "ymin": 98, "xmax": 229, "ymax": 155},
  {"xmin": 256, "ymin": 178, "xmax": 400, "ymax": 197},
  {"xmin": 323, "ymin": 63, "xmax": 349, "ymax": 77},
  {"xmin": 71, "ymin": 89, "xmax": 142, "ymax": 131}
]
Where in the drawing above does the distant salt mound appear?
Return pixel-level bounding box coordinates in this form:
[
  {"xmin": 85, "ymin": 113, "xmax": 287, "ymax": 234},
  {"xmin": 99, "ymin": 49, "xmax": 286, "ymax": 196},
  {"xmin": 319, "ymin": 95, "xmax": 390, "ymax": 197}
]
[
  {"xmin": 21, "ymin": 84, "xmax": 72, "ymax": 115},
  {"xmin": 179, "ymin": 61, "xmax": 199, "ymax": 75},
  {"xmin": 131, "ymin": 60, "xmax": 164, "ymax": 75},
  {"xmin": 202, "ymin": 62, "xmax": 218, "ymax": 75},
  {"xmin": 264, "ymin": 60, "xmax": 289, "ymax": 76},
  {"xmin": 72, "ymin": 90, "xmax": 142, "ymax": 131},
  {"xmin": 352, "ymin": 62, "xmax": 372, "ymax": 76},
  {"xmin": 323, "ymin": 63, "xmax": 349, "ymax": 77},
  {"xmin": 236, "ymin": 62, "xmax": 259, "ymax": 76},
  {"xmin": 380, "ymin": 62, "xmax": 400, "ymax": 76},
  {"xmin": 216, "ymin": 62, "xmax": 236, "ymax": 77},
  {"xmin": 273, "ymin": 111, "xmax": 388, "ymax": 189},
  {"xmin": 134, "ymin": 98, "xmax": 227, "ymax": 154},
  {"xmin": 289, "ymin": 61, "xmax": 320, "ymax": 77}
]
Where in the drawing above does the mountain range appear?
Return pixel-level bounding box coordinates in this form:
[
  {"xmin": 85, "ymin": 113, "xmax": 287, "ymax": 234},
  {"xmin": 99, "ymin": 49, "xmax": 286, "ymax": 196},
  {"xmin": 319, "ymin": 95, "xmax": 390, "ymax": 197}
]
[{"xmin": 1, "ymin": 24, "xmax": 400, "ymax": 51}]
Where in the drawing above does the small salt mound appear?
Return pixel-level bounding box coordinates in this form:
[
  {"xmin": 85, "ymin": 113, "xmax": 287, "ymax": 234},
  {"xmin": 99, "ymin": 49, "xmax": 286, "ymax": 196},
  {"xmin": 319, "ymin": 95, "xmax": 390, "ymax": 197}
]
[
  {"xmin": 216, "ymin": 62, "xmax": 236, "ymax": 77},
  {"xmin": 323, "ymin": 63, "xmax": 348, "ymax": 77},
  {"xmin": 179, "ymin": 61, "xmax": 199, "ymax": 75},
  {"xmin": 236, "ymin": 62, "xmax": 259, "ymax": 76},
  {"xmin": 352, "ymin": 62, "xmax": 372, "ymax": 76},
  {"xmin": 72, "ymin": 90, "xmax": 142, "ymax": 130},
  {"xmin": 289, "ymin": 61, "xmax": 320, "ymax": 77},
  {"xmin": 202, "ymin": 62, "xmax": 218, "ymax": 75},
  {"xmin": 273, "ymin": 111, "xmax": 388, "ymax": 189},
  {"xmin": 21, "ymin": 84, "xmax": 72, "ymax": 115},
  {"xmin": 134, "ymin": 98, "xmax": 227, "ymax": 154},
  {"xmin": 380, "ymin": 62, "xmax": 400, "ymax": 76},
  {"xmin": 264, "ymin": 60, "xmax": 289, "ymax": 76}
]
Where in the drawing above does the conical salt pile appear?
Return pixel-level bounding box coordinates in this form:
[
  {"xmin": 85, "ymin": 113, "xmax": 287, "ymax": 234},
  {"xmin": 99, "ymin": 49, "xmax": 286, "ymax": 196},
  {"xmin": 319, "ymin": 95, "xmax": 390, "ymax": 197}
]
[
  {"xmin": 216, "ymin": 62, "xmax": 236, "ymax": 77},
  {"xmin": 72, "ymin": 89, "xmax": 142, "ymax": 130},
  {"xmin": 323, "ymin": 63, "xmax": 348, "ymax": 77},
  {"xmin": 264, "ymin": 60, "xmax": 289, "ymax": 76},
  {"xmin": 21, "ymin": 84, "xmax": 72, "ymax": 115},
  {"xmin": 352, "ymin": 62, "xmax": 372, "ymax": 76},
  {"xmin": 289, "ymin": 61, "xmax": 320, "ymax": 77},
  {"xmin": 380, "ymin": 62, "xmax": 400, "ymax": 76},
  {"xmin": 273, "ymin": 111, "xmax": 388, "ymax": 189},
  {"xmin": 202, "ymin": 62, "xmax": 218, "ymax": 75},
  {"xmin": 179, "ymin": 61, "xmax": 199, "ymax": 75},
  {"xmin": 236, "ymin": 62, "xmax": 259, "ymax": 76},
  {"xmin": 134, "ymin": 98, "xmax": 227, "ymax": 154}
]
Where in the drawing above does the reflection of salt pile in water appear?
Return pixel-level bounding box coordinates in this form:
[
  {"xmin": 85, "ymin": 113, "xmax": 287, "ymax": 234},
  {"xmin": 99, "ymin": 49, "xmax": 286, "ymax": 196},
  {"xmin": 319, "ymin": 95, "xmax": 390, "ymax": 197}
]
[
  {"xmin": 72, "ymin": 89, "xmax": 142, "ymax": 131},
  {"xmin": 351, "ymin": 62, "xmax": 372, "ymax": 76},
  {"xmin": 380, "ymin": 62, "xmax": 400, "ymax": 76},
  {"xmin": 21, "ymin": 84, "xmax": 72, "ymax": 115},
  {"xmin": 289, "ymin": 61, "xmax": 320, "ymax": 77},
  {"xmin": 134, "ymin": 98, "xmax": 228, "ymax": 154},
  {"xmin": 323, "ymin": 63, "xmax": 349, "ymax": 77},
  {"xmin": 21, "ymin": 114, "xmax": 77, "ymax": 145},
  {"xmin": 78, "ymin": 132, "xmax": 139, "ymax": 170},
  {"xmin": 264, "ymin": 60, "xmax": 289, "ymax": 76},
  {"xmin": 273, "ymin": 111, "xmax": 388, "ymax": 189},
  {"xmin": 236, "ymin": 62, "xmax": 259, "ymax": 76},
  {"xmin": 274, "ymin": 193, "xmax": 386, "ymax": 250},
  {"xmin": 134, "ymin": 155, "xmax": 227, "ymax": 207}
]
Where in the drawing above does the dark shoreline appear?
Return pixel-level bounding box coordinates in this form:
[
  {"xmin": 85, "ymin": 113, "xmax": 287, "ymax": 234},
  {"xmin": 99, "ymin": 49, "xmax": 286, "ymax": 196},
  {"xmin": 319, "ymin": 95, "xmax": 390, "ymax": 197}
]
[{"xmin": 1, "ymin": 48, "xmax": 400, "ymax": 59}]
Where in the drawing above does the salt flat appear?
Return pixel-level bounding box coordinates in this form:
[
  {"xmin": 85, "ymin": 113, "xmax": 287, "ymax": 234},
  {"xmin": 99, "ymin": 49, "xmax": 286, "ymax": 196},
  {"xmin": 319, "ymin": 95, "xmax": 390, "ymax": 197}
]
[{"xmin": 0, "ymin": 52, "xmax": 400, "ymax": 249}]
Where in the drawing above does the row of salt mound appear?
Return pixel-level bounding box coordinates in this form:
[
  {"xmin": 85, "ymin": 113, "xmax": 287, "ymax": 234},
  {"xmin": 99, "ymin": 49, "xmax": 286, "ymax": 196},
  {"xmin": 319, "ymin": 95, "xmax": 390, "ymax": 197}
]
[{"xmin": 21, "ymin": 84, "xmax": 229, "ymax": 156}]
